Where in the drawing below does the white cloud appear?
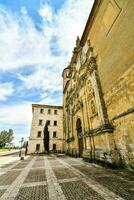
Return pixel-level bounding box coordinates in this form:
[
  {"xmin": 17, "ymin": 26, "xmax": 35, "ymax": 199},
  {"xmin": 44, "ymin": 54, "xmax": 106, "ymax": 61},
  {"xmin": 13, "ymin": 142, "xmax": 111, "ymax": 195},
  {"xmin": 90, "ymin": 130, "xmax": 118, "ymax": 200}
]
[
  {"xmin": 0, "ymin": 103, "xmax": 32, "ymax": 145},
  {"xmin": 17, "ymin": 65, "xmax": 62, "ymax": 92},
  {"xmin": 0, "ymin": 103, "xmax": 32, "ymax": 126},
  {"xmin": 0, "ymin": 0, "xmax": 94, "ymax": 98},
  {"xmin": 39, "ymin": 3, "xmax": 53, "ymax": 23},
  {"xmin": 0, "ymin": 0, "xmax": 94, "ymax": 70},
  {"xmin": 9, "ymin": 0, "xmax": 93, "ymax": 94},
  {"xmin": 54, "ymin": 0, "xmax": 94, "ymax": 53},
  {"xmin": 0, "ymin": 96, "xmax": 61, "ymax": 134},
  {"xmin": 39, "ymin": 94, "xmax": 62, "ymax": 106},
  {"xmin": 0, "ymin": 0, "xmax": 94, "ymax": 143},
  {"xmin": 0, "ymin": 82, "xmax": 14, "ymax": 101}
]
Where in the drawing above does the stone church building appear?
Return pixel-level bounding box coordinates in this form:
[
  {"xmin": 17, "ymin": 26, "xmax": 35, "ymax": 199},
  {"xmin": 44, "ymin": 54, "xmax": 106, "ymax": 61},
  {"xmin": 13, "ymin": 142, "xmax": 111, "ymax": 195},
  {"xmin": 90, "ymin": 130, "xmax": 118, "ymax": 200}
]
[
  {"xmin": 62, "ymin": 0, "xmax": 134, "ymax": 168},
  {"xmin": 28, "ymin": 104, "xmax": 63, "ymax": 154}
]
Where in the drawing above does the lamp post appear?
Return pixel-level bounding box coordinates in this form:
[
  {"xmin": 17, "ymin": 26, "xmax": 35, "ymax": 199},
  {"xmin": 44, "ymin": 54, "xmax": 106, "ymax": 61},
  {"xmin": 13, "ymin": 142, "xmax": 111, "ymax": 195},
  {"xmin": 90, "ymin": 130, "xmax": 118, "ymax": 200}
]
[{"xmin": 19, "ymin": 137, "xmax": 24, "ymax": 160}]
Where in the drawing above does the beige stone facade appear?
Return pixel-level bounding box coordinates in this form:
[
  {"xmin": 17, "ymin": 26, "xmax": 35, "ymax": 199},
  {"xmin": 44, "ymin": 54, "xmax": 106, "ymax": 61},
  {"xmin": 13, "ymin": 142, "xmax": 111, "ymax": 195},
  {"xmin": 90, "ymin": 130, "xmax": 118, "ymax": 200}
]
[
  {"xmin": 62, "ymin": 0, "xmax": 134, "ymax": 168},
  {"xmin": 28, "ymin": 104, "xmax": 63, "ymax": 154}
]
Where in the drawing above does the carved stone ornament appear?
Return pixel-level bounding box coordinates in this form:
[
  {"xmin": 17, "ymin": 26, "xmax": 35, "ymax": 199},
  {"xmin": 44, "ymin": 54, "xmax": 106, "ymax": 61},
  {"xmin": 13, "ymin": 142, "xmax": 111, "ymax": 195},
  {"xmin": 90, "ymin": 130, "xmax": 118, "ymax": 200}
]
[
  {"xmin": 80, "ymin": 40, "xmax": 91, "ymax": 66},
  {"xmin": 79, "ymin": 75, "xmax": 86, "ymax": 88},
  {"xmin": 80, "ymin": 49, "xmax": 87, "ymax": 66},
  {"xmin": 76, "ymin": 36, "xmax": 80, "ymax": 47},
  {"xmin": 88, "ymin": 57, "xmax": 97, "ymax": 74},
  {"xmin": 78, "ymin": 132, "xmax": 83, "ymax": 139},
  {"xmin": 73, "ymin": 36, "xmax": 82, "ymax": 54},
  {"xmin": 90, "ymin": 99, "xmax": 96, "ymax": 115}
]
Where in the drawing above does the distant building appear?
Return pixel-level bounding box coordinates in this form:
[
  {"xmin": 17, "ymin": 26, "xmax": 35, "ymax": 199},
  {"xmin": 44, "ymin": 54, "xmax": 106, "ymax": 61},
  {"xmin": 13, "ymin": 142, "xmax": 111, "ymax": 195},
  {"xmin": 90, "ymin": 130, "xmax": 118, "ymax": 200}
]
[
  {"xmin": 62, "ymin": 0, "xmax": 134, "ymax": 168},
  {"xmin": 28, "ymin": 104, "xmax": 63, "ymax": 154}
]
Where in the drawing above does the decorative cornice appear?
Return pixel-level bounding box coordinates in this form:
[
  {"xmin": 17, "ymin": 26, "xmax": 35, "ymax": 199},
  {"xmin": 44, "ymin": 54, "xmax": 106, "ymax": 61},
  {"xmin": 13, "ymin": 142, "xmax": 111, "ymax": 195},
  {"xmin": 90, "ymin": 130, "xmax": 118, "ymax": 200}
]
[
  {"xmin": 32, "ymin": 104, "xmax": 63, "ymax": 110},
  {"xmin": 111, "ymin": 107, "xmax": 134, "ymax": 121},
  {"xmin": 89, "ymin": 123, "xmax": 114, "ymax": 136}
]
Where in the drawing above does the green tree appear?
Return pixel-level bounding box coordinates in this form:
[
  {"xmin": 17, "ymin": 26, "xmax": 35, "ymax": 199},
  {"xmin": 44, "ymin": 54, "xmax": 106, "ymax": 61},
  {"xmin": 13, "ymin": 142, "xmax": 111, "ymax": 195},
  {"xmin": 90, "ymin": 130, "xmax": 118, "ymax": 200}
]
[
  {"xmin": 0, "ymin": 129, "xmax": 14, "ymax": 147},
  {"xmin": 43, "ymin": 121, "xmax": 49, "ymax": 153}
]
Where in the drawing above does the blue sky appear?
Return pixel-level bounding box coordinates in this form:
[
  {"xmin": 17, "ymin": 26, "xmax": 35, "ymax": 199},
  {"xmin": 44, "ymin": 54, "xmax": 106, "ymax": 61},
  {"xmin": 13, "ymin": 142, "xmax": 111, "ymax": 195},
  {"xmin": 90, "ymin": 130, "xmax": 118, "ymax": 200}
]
[{"xmin": 0, "ymin": 0, "xmax": 94, "ymax": 145}]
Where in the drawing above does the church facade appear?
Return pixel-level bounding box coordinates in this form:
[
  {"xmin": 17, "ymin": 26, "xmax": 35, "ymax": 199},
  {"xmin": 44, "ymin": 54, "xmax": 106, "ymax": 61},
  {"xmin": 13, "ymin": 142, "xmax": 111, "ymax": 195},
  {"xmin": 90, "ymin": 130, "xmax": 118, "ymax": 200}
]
[{"xmin": 62, "ymin": 0, "xmax": 134, "ymax": 168}]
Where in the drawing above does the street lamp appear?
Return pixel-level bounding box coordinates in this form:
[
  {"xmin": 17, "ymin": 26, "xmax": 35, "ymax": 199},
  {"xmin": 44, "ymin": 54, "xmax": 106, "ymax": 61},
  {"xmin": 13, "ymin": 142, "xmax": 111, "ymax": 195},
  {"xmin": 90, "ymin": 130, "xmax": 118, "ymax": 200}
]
[{"xmin": 19, "ymin": 137, "xmax": 24, "ymax": 160}]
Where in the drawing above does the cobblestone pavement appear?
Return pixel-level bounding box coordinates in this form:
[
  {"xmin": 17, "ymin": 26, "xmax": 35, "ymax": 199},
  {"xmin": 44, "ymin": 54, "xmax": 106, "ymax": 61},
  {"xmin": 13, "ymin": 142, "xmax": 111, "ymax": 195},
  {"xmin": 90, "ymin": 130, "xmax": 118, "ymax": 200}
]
[{"xmin": 0, "ymin": 154, "xmax": 134, "ymax": 200}]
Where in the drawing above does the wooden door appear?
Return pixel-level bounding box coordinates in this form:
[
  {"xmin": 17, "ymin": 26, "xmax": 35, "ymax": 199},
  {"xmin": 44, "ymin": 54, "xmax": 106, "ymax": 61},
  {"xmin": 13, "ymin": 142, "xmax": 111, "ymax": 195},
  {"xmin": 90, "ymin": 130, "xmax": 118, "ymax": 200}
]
[{"xmin": 79, "ymin": 138, "xmax": 83, "ymax": 157}]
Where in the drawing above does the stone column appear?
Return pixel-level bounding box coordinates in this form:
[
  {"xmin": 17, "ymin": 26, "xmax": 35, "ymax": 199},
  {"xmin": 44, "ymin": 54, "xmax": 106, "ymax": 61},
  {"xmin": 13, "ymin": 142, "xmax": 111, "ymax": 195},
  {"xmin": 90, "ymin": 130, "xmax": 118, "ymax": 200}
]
[{"xmin": 89, "ymin": 56, "xmax": 109, "ymax": 125}]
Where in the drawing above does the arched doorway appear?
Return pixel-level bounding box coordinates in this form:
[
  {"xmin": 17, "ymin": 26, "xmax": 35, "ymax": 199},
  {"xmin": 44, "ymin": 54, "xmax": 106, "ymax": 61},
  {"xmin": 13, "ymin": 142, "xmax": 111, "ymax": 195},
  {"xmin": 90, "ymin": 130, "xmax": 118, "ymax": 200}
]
[{"xmin": 76, "ymin": 118, "xmax": 83, "ymax": 157}]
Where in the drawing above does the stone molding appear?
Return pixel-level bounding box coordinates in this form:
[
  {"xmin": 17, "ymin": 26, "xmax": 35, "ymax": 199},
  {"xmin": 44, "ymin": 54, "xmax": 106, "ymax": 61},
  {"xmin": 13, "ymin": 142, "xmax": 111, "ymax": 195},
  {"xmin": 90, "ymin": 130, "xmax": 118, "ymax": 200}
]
[
  {"xmin": 89, "ymin": 123, "xmax": 114, "ymax": 136},
  {"xmin": 111, "ymin": 107, "xmax": 134, "ymax": 121}
]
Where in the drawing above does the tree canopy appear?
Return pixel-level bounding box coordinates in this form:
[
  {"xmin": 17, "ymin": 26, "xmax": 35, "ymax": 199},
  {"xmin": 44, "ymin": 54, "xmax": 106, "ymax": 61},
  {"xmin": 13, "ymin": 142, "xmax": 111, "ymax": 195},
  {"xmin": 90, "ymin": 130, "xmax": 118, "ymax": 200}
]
[{"xmin": 0, "ymin": 129, "xmax": 14, "ymax": 147}]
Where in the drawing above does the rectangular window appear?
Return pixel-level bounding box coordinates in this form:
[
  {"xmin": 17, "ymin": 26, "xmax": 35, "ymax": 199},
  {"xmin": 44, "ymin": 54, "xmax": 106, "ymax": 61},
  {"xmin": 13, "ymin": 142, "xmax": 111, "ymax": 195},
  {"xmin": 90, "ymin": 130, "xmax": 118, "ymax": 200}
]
[
  {"xmin": 39, "ymin": 120, "xmax": 43, "ymax": 126},
  {"xmin": 53, "ymin": 144, "xmax": 56, "ymax": 150},
  {"xmin": 54, "ymin": 121, "xmax": 57, "ymax": 126},
  {"xmin": 40, "ymin": 109, "xmax": 44, "ymax": 113},
  {"xmin": 37, "ymin": 131, "xmax": 41, "ymax": 137},
  {"xmin": 53, "ymin": 131, "xmax": 56, "ymax": 138},
  {"xmin": 54, "ymin": 110, "xmax": 58, "ymax": 115},
  {"xmin": 47, "ymin": 120, "xmax": 50, "ymax": 125},
  {"xmin": 48, "ymin": 109, "xmax": 51, "ymax": 114},
  {"xmin": 36, "ymin": 144, "xmax": 40, "ymax": 151}
]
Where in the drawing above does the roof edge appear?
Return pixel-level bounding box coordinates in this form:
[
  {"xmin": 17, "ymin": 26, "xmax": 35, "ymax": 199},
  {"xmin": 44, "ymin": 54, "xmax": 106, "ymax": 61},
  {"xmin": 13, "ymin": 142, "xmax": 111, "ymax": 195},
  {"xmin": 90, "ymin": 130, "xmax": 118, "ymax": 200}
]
[
  {"xmin": 32, "ymin": 104, "xmax": 63, "ymax": 109},
  {"xmin": 80, "ymin": 0, "xmax": 102, "ymax": 46}
]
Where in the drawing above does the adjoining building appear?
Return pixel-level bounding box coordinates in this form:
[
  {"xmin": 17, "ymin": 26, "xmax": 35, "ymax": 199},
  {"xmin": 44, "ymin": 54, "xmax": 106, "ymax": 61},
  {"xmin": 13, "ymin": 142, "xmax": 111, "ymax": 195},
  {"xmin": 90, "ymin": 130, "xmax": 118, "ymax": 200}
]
[
  {"xmin": 28, "ymin": 104, "xmax": 63, "ymax": 154},
  {"xmin": 62, "ymin": 0, "xmax": 134, "ymax": 168}
]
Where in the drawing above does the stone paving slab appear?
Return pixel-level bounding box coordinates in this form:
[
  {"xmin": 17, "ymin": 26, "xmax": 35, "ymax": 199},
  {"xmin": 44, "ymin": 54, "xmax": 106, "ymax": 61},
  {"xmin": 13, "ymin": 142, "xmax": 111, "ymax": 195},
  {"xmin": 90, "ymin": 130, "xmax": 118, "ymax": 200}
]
[
  {"xmin": 72, "ymin": 163, "xmax": 134, "ymax": 200},
  {"xmin": 49, "ymin": 160, "xmax": 62, "ymax": 166},
  {"xmin": 0, "ymin": 162, "xmax": 15, "ymax": 169},
  {"xmin": 109, "ymin": 169, "xmax": 134, "ymax": 182},
  {"xmin": 0, "ymin": 155, "xmax": 134, "ymax": 200},
  {"xmin": 94, "ymin": 176, "xmax": 134, "ymax": 200},
  {"xmin": 0, "ymin": 190, "xmax": 6, "ymax": 198},
  {"xmin": 0, "ymin": 157, "xmax": 36, "ymax": 199},
  {"xmin": 25, "ymin": 156, "xmax": 33, "ymax": 161},
  {"xmin": 15, "ymin": 185, "xmax": 48, "ymax": 200},
  {"xmin": 35, "ymin": 157, "xmax": 45, "ymax": 161},
  {"xmin": 57, "ymin": 157, "xmax": 125, "ymax": 200},
  {"xmin": 64, "ymin": 159, "xmax": 83, "ymax": 165},
  {"xmin": 0, "ymin": 186, "xmax": 8, "ymax": 190},
  {"xmin": 22, "ymin": 181, "xmax": 47, "ymax": 188},
  {"xmin": 0, "ymin": 171, "xmax": 21, "ymax": 185},
  {"xmin": 53, "ymin": 167, "xmax": 78, "ymax": 179},
  {"xmin": 52, "ymin": 164, "xmax": 65, "ymax": 168},
  {"xmin": 44, "ymin": 156, "xmax": 66, "ymax": 200},
  {"xmin": 24, "ymin": 169, "xmax": 46, "ymax": 183},
  {"xmin": 12, "ymin": 162, "xmax": 29, "ymax": 169},
  {"xmin": 60, "ymin": 180, "xmax": 104, "ymax": 200},
  {"xmin": 32, "ymin": 161, "xmax": 44, "ymax": 168},
  {"xmin": 47, "ymin": 157, "xmax": 56, "ymax": 160},
  {"xmin": 58, "ymin": 177, "xmax": 81, "ymax": 183},
  {"xmin": 0, "ymin": 160, "xmax": 22, "ymax": 174},
  {"xmin": 74, "ymin": 164, "xmax": 110, "ymax": 178}
]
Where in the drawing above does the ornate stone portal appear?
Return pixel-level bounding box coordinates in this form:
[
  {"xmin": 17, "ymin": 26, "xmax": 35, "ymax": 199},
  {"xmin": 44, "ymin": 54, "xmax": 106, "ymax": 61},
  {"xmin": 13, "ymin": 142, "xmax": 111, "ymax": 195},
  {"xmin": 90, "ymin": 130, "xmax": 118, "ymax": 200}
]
[
  {"xmin": 62, "ymin": 0, "xmax": 134, "ymax": 168},
  {"xmin": 63, "ymin": 37, "xmax": 114, "ymax": 161}
]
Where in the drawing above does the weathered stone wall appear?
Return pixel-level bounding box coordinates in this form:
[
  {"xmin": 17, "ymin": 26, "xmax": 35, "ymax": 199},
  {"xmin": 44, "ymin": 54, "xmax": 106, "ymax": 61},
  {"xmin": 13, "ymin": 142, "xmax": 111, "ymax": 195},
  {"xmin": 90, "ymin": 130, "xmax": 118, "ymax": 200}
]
[
  {"xmin": 62, "ymin": 0, "xmax": 134, "ymax": 168},
  {"xmin": 86, "ymin": 0, "xmax": 134, "ymax": 93},
  {"xmin": 84, "ymin": 0, "xmax": 134, "ymax": 168},
  {"xmin": 28, "ymin": 105, "xmax": 63, "ymax": 154},
  {"xmin": 104, "ymin": 65, "xmax": 134, "ymax": 167}
]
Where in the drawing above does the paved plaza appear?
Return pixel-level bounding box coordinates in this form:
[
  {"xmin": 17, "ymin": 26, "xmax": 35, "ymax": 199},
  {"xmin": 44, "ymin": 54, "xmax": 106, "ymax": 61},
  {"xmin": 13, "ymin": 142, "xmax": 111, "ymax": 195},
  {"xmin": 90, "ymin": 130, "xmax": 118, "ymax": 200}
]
[{"xmin": 0, "ymin": 153, "xmax": 134, "ymax": 200}]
